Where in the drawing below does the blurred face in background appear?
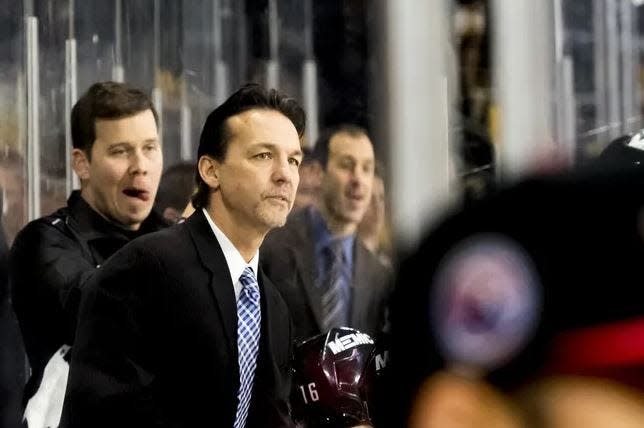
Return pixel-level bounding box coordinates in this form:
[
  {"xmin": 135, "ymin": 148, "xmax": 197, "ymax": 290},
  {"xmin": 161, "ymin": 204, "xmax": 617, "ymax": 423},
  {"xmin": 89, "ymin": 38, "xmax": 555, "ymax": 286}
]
[
  {"xmin": 293, "ymin": 160, "xmax": 323, "ymax": 210},
  {"xmin": 0, "ymin": 157, "xmax": 26, "ymax": 244},
  {"xmin": 73, "ymin": 109, "xmax": 162, "ymax": 230},
  {"xmin": 320, "ymin": 131, "xmax": 375, "ymax": 235},
  {"xmin": 358, "ymin": 174, "xmax": 386, "ymax": 248}
]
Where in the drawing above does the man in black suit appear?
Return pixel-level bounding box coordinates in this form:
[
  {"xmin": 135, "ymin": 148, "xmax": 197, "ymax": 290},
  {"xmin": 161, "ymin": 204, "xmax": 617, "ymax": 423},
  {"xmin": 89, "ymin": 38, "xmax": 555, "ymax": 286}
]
[
  {"xmin": 11, "ymin": 82, "xmax": 167, "ymax": 427},
  {"xmin": 62, "ymin": 83, "xmax": 305, "ymax": 428},
  {"xmin": 261, "ymin": 125, "xmax": 393, "ymax": 341}
]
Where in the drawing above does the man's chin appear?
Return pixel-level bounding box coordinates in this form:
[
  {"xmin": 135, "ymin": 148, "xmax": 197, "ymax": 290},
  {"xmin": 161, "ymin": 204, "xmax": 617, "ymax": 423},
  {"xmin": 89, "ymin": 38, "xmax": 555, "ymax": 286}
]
[
  {"xmin": 121, "ymin": 211, "xmax": 151, "ymax": 229},
  {"xmin": 259, "ymin": 213, "xmax": 288, "ymax": 230},
  {"xmin": 341, "ymin": 210, "xmax": 367, "ymax": 226}
]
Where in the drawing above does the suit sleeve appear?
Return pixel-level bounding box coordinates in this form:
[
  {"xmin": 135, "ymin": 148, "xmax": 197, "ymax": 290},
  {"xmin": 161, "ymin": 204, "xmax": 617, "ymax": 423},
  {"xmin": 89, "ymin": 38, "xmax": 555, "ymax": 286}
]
[
  {"xmin": 379, "ymin": 266, "xmax": 395, "ymax": 335},
  {"xmin": 10, "ymin": 221, "xmax": 94, "ymax": 377},
  {"xmin": 61, "ymin": 244, "xmax": 168, "ymax": 428}
]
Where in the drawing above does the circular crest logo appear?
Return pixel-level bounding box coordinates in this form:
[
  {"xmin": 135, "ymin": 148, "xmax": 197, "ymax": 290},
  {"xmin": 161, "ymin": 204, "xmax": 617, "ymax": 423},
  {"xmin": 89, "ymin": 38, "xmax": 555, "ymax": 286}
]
[{"xmin": 431, "ymin": 234, "xmax": 541, "ymax": 371}]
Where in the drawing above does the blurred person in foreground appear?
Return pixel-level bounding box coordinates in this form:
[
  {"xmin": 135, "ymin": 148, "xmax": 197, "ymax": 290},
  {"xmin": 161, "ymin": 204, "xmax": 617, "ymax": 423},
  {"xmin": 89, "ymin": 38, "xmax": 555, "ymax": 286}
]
[
  {"xmin": 61, "ymin": 83, "xmax": 305, "ymax": 428},
  {"xmin": 293, "ymin": 146, "xmax": 323, "ymax": 210},
  {"xmin": 10, "ymin": 81, "xmax": 167, "ymax": 427},
  {"xmin": 291, "ymin": 327, "xmax": 388, "ymax": 428},
  {"xmin": 389, "ymin": 145, "xmax": 644, "ymax": 427},
  {"xmin": 357, "ymin": 163, "xmax": 392, "ymax": 267},
  {"xmin": 261, "ymin": 124, "xmax": 393, "ymax": 342},
  {"xmin": 153, "ymin": 161, "xmax": 196, "ymax": 223}
]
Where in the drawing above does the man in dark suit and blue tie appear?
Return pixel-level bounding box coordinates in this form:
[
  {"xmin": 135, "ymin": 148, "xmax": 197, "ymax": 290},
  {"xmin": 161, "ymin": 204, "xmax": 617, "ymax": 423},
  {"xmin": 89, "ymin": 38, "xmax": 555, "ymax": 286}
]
[
  {"xmin": 61, "ymin": 83, "xmax": 305, "ymax": 428},
  {"xmin": 261, "ymin": 125, "xmax": 393, "ymax": 342}
]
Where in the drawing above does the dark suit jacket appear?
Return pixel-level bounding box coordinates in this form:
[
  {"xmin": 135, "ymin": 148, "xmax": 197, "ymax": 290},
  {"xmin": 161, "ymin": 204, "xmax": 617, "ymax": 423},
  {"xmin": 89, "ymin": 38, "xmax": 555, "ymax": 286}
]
[
  {"xmin": 61, "ymin": 210, "xmax": 293, "ymax": 428},
  {"xmin": 10, "ymin": 191, "xmax": 168, "ymax": 403},
  {"xmin": 261, "ymin": 207, "xmax": 393, "ymax": 341}
]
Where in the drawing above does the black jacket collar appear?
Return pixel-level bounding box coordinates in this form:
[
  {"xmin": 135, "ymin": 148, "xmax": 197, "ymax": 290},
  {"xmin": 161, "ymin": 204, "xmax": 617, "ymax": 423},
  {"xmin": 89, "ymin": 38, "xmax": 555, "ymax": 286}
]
[{"xmin": 66, "ymin": 190, "xmax": 169, "ymax": 243}]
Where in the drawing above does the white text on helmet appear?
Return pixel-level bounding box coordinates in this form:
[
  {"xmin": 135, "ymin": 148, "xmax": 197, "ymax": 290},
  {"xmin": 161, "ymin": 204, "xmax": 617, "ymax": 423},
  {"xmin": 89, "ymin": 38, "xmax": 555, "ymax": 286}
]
[{"xmin": 327, "ymin": 332, "xmax": 374, "ymax": 355}]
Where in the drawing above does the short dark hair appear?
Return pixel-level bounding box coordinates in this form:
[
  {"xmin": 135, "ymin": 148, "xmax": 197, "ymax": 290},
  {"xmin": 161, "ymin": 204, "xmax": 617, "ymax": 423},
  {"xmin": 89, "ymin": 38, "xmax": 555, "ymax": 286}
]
[
  {"xmin": 312, "ymin": 124, "xmax": 369, "ymax": 168},
  {"xmin": 71, "ymin": 81, "xmax": 158, "ymax": 157},
  {"xmin": 192, "ymin": 83, "xmax": 306, "ymax": 209},
  {"xmin": 154, "ymin": 161, "xmax": 196, "ymax": 213}
]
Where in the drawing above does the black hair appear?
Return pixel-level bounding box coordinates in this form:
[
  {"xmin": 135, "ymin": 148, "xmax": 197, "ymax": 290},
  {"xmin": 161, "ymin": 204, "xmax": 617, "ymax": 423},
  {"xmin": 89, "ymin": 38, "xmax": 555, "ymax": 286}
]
[
  {"xmin": 311, "ymin": 124, "xmax": 369, "ymax": 168},
  {"xmin": 71, "ymin": 81, "xmax": 158, "ymax": 158}
]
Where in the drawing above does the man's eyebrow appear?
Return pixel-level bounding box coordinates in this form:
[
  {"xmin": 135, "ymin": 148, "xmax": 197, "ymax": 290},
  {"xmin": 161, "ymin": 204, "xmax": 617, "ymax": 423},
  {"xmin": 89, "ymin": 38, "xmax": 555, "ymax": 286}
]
[
  {"xmin": 290, "ymin": 148, "xmax": 303, "ymax": 158},
  {"xmin": 250, "ymin": 142, "xmax": 276, "ymax": 151},
  {"xmin": 250, "ymin": 142, "xmax": 302, "ymax": 157}
]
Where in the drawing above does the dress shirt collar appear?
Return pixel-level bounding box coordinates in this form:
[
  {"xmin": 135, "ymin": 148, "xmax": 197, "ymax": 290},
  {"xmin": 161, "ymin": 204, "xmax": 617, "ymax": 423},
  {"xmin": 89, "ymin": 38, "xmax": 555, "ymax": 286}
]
[
  {"xmin": 309, "ymin": 207, "xmax": 355, "ymax": 264},
  {"xmin": 202, "ymin": 208, "xmax": 259, "ymax": 299}
]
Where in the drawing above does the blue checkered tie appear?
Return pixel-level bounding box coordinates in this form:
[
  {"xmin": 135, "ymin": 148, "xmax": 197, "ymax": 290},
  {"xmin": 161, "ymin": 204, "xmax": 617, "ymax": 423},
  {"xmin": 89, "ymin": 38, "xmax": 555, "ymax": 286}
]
[
  {"xmin": 321, "ymin": 241, "xmax": 349, "ymax": 330},
  {"xmin": 233, "ymin": 267, "xmax": 261, "ymax": 428}
]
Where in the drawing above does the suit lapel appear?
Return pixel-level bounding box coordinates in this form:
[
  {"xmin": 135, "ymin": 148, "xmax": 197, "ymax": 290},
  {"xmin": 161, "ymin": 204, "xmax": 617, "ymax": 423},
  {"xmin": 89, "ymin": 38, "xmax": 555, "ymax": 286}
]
[
  {"xmin": 185, "ymin": 210, "xmax": 237, "ymax": 354},
  {"xmin": 291, "ymin": 209, "xmax": 326, "ymax": 332}
]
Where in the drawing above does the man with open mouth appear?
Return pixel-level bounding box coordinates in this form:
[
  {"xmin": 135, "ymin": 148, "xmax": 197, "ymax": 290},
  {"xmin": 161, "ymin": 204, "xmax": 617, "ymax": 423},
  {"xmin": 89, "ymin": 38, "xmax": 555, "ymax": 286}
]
[
  {"xmin": 9, "ymin": 81, "xmax": 168, "ymax": 427},
  {"xmin": 261, "ymin": 124, "xmax": 393, "ymax": 343}
]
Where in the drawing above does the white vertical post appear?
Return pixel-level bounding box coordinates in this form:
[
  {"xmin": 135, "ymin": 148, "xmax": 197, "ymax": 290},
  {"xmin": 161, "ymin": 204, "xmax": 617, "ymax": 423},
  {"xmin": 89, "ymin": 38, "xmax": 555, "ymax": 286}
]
[
  {"xmin": 180, "ymin": 79, "xmax": 192, "ymax": 161},
  {"xmin": 384, "ymin": 0, "xmax": 453, "ymax": 251},
  {"xmin": 65, "ymin": 38, "xmax": 79, "ymax": 194},
  {"xmin": 65, "ymin": 0, "xmax": 79, "ymax": 193},
  {"xmin": 26, "ymin": 16, "xmax": 41, "ymax": 220},
  {"xmin": 213, "ymin": 0, "xmax": 229, "ymax": 106},
  {"xmin": 620, "ymin": 0, "xmax": 639, "ymax": 133},
  {"xmin": 493, "ymin": 0, "xmax": 555, "ymax": 181},
  {"xmin": 266, "ymin": 0, "xmax": 279, "ymax": 89},
  {"xmin": 112, "ymin": 0, "xmax": 124, "ymax": 82},
  {"xmin": 152, "ymin": 0, "xmax": 163, "ymax": 145},
  {"xmin": 552, "ymin": 0, "xmax": 576, "ymax": 162},
  {"xmin": 605, "ymin": 0, "xmax": 621, "ymax": 138},
  {"xmin": 593, "ymin": 0, "xmax": 608, "ymax": 134},
  {"xmin": 302, "ymin": 0, "xmax": 318, "ymax": 147}
]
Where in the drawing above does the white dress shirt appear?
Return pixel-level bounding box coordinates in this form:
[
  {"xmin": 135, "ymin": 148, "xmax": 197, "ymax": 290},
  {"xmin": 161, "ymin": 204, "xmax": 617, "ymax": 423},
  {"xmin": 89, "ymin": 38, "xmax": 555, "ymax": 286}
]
[{"xmin": 202, "ymin": 208, "xmax": 259, "ymax": 301}]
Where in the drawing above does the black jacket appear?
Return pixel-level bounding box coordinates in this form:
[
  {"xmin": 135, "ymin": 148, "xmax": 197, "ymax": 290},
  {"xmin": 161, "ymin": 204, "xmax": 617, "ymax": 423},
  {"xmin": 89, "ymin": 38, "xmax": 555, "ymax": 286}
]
[
  {"xmin": 261, "ymin": 207, "xmax": 393, "ymax": 341},
  {"xmin": 10, "ymin": 191, "xmax": 168, "ymax": 401},
  {"xmin": 61, "ymin": 210, "xmax": 293, "ymax": 428}
]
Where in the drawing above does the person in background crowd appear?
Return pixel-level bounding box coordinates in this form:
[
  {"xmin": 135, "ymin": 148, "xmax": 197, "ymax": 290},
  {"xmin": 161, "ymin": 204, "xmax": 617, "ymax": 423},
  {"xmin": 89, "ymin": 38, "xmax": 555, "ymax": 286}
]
[
  {"xmin": 0, "ymin": 150, "xmax": 26, "ymax": 245},
  {"xmin": 357, "ymin": 163, "xmax": 392, "ymax": 267},
  {"xmin": 10, "ymin": 81, "xmax": 167, "ymax": 428},
  {"xmin": 0, "ymin": 218, "xmax": 25, "ymax": 428},
  {"xmin": 153, "ymin": 161, "xmax": 196, "ymax": 223},
  {"xmin": 293, "ymin": 146, "xmax": 323, "ymax": 210},
  {"xmin": 61, "ymin": 83, "xmax": 304, "ymax": 428},
  {"xmin": 261, "ymin": 124, "xmax": 393, "ymax": 342},
  {"xmin": 390, "ymin": 157, "xmax": 644, "ymax": 428}
]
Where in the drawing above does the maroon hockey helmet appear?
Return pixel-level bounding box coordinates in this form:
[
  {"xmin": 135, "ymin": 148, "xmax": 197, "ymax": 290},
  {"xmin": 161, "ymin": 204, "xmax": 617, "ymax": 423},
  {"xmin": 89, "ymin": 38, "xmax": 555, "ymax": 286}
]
[{"xmin": 291, "ymin": 327, "xmax": 388, "ymax": 428}]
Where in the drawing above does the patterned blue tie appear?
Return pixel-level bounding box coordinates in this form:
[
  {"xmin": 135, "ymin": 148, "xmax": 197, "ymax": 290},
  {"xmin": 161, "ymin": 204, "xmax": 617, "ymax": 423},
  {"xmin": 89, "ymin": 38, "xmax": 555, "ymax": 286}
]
[
  {"xmin": 233, "ymin": 267, "xmax": 261, "ymax": 428},
  {"xmin": 321, "ymin": 240, "xmax": 349, "ymax": 330}
]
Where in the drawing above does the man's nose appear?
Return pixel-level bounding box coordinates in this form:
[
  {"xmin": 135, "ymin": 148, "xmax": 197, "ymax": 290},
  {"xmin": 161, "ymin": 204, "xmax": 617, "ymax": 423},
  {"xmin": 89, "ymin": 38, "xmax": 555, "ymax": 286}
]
[
  {"xmin": 129, "ymin": 150, "xmax": 148, "ymax": 175},
  {"xmin": 272, "ymin": 157, "xmax": 294, "ymax": 184},
  {"xmin": 351, "ymin": 166, "xmax": 371, "ymax": 186}
]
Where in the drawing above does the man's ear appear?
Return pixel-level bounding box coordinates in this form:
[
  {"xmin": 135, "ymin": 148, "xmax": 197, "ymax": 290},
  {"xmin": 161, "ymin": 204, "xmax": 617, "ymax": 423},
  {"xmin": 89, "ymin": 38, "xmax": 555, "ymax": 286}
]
[
  {"xmin": 71, "ymin": 148, "xmax": 90, "ymax": 180},
  {"xmin": 198, "ymin": 155, "xmax": 220, "ymax": 191}
]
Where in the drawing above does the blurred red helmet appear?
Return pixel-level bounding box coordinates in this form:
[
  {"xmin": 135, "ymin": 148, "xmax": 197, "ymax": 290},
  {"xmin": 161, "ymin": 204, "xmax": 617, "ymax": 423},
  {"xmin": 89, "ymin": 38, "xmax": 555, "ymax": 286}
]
[{"xmin": 291, "ymin": 327, "xmax": 388, "ymax": 427}]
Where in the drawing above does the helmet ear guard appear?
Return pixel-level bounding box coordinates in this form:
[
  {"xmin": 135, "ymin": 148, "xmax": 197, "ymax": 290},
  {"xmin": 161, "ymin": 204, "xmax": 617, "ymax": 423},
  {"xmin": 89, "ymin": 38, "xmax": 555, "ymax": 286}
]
[{"xmin": 291, "ymin": 327, "xmax": 387, "ymax": 427}]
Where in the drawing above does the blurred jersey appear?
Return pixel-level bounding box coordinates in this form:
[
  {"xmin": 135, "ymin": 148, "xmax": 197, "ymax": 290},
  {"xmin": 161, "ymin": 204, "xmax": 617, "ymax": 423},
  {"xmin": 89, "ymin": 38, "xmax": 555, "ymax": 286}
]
[{"xmin": 389, "ymin": 162, "xmax": 644, "ymax": 424}]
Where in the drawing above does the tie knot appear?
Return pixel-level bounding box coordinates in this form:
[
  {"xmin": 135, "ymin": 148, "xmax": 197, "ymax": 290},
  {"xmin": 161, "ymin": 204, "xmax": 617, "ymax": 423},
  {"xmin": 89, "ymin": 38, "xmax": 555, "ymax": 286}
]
[
  {"xmin": 327, "ymin": 239, "xmax": 344, "ymax": 257},
  {"xmin": 240, "ymin": 267, "xmax": 258, "ymax": 288}
]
